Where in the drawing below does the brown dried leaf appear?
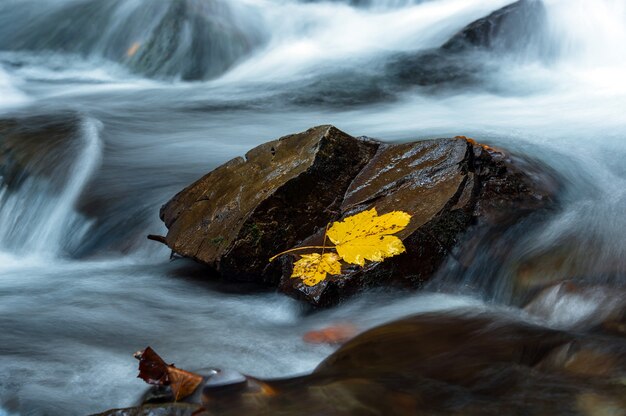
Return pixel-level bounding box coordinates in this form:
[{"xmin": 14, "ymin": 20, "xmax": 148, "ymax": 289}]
[
  {"xmin": 167, "ymin": 367, "xmax": 204, "ymax": 401},
  {"xmin": 135, "ymin": 346, "xmax": 169, "ymax": 385},
  {"xmin": 134, "ymin": 346, "xmax": 204, "ymax": 401}
]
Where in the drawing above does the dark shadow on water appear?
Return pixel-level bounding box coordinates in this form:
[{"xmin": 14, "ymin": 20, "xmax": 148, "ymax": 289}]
[{"xmin": 162, "ymin": 258, "xmax": 279, "ymax": 296}]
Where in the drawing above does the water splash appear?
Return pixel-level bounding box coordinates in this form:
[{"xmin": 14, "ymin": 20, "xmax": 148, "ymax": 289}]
[{"xmin": 0, "ymin": 67, "xmax": 29, "ymax": 110}]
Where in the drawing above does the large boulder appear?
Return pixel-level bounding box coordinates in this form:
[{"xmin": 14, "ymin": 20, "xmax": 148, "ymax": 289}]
[
  {"xmin": 279, "ymin": 136, "xmax": 555, "ymax": 306},
  {"xmin": 157, "ymin": 126, "xmax": 556, "ymax": 305},
  {"xmin": 387, "ymin": 0, "xmax": 548, "ymax": 91},
  {"xmin": 160, "ymin": 126, "xmax": 378, "ymax": 284}
]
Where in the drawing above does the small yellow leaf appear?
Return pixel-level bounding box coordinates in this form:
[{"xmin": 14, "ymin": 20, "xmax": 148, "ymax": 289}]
[
  {"xmin": 326, "ymin": 208, "xmax": 410, "ymax": 266},
  {"xmin": 292, "ymin": 253, "xmax": 341, "ymax": 286}
]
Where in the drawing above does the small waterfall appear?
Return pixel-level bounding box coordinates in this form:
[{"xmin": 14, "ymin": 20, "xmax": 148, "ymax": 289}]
[{"xmin": 0, "ymin": 117, "xmax": 102, "ymax": 258}]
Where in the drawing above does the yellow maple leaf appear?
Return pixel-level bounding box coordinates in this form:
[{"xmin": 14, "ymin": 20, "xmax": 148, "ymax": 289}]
[
  {"xmin": 326, "ymin": 208, "xmax": 410, "ymax": 266},
  {"xmin": 292, "ymin": 252, "xmax": 342, "ymax": 286}
]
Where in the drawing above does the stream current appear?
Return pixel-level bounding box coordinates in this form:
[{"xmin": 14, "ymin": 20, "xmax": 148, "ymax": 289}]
[{"xmin": 0, "ymin": 0, "xmax": 625, "ymax": 414}]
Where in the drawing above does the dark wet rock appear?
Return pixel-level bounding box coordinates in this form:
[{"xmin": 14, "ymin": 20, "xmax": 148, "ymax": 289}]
[
  {"xmin": 0, "ymin": 0, "xmax": 130, "ymax": 56},
  {"xmin": 285, "ymin": 70, "xmax": 395, "ymax": 107},
  {"xmin": 100, "ymin": 313, "xmax": 626, "ymax": 415},
  {"xmin": 387, "ymin": 0, "xmax": 548, "ymax": 91},
  {"xmin": 576, "ymin": 392, "xmax": 626, "ymax": 416},
  {"xmin": 290, "ymin": 1, "xmax": 549, "ymax": 104},
  {"xmin": 126, "ymin": 0, "xmax": 266, "ymax": 81},
  {"xmin": 315, "ymin": 313, "xmax": 568, "ymax": 385},
  {"xmin": 537, "ymin": 339, "xmax": 626, "ymax": 379},
  {"xmin": 0, "ymin": 0, "xmax": 265, "ymax": 81},
  {"xmin": 262, "ymin": 1, "xmax": 551, "ymax": 104},
  {"xmin": 159, "ymin": 126, "xmax": 556, "ymax": 305},
  {"xmin": 279, "ymin": 135, "xmax": 555, "ymax": 306},
  {"xmin": 385, "ymin": 49, "xmax": 487, "ymax": 90},
  {"xmin": 513, "ymin": 238, "xmax": 626, "ymax": 295},
  {"xmin": 0, "ymin": 112, "xmax": 83, "ymax": 190},
  {"xmin": 93, "ymin": 403, "xmax": 201, "ymax": 416},
  {"xmin": 160, "ymin": 126, "xmax": 378, "ymax": 284},
  {"xmin": 442, "ymin": 0, "xmax": 548, "ymax": 54},
  {"xmin": 603, "ymin": 315, "xmax": 626, "ymax": 337}
]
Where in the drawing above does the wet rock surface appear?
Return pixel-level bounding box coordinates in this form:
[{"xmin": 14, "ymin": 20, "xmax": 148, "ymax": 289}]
[
  {"xmin": 386, "ymin": 49, "xmax": 487, "ymax": 90},
  {"xmin": 388, "ymin": 0, "xmax": 548, "ymax": 91},
  {"xmin": 442, "ymin": 0, "xmax": 548, "ymax": 54},
  {"xmin": 126, "ymin": 0, "xmax": 266, "ymax": 81},
  {"xmin": 95, "ymin": 403, "xmax": 200, "ymax": 416},
  {"xmin": 96, "ymin": 313, "xmax": 626, "ymax": 416},
  {"xmin": 0, "ymin": 0, "xmax": 265, "ymax": 81},
  {"xmin": 284, "ymin": 1, "xmax": 552, "ymax": 105},
  {"xmin": 158, "ymin": 126, "xmax": 556, "ymax": 305},
  {"xmin": 0, "ymin": 112, "xmax": 83, "ymax": 190},
  {"xmin": 160, "ymin": 125, "xmax": 378, "ymax": 284}
]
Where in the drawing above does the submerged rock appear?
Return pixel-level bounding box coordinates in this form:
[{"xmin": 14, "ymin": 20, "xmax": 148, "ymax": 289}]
[
  {"xmin": 97, "ymin": 313, "xmax": 626, "ymax": 416},
  {"xmin": 388, "ymin": 0, "xmax": 548, "ymax": 90},
  {"xmin": 157, "ymin": 126, "xmax": 555, "ymax": 305},
  {"xmin": 442, "ymin": 0, "xmax": 548, "ymax": 54},
  {"xmin": 0, "ymin": 0, "xmax": 265, "ymax": 81},
  {"xmin": 302, "ymin": 323, "xmax": 358, "ymax": 344},
  {"xmin": 524, "ymin": 281, "xmax": 626, "ymax": 333},
  {"xmin": 126, "ymin": 0, "xmax": 266, "ymax": 81},
  {"xmin": 0, "ymin": 112, "xmax": 83, "ymax": 190},
  {"xmin": 0, "ymin": 0, "xmax": 128, "ymax": 56}
]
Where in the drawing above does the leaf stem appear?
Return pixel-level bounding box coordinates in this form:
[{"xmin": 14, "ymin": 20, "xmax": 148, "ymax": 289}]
[
  {"xmin": 269, "ymin": 246, "xmax": 336, "ymax": 262},
  {"xmin": 321, "ymin": 223, "xmax": 330, "ymax": 257}
]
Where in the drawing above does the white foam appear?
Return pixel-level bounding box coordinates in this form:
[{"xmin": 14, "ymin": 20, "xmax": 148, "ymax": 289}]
[
  {"xmin": 544, "ymin": 0, "xmax": 626, "ymax": 66},
  {"xmin": 218, "ymin": 0, "xmax": 513, "ymax": 83},
  {"xmin": 0, "ymin": 67, "xmax": 29, "ymax": 110}
]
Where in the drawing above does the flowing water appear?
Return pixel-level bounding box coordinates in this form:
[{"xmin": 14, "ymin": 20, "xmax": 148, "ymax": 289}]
[{"xmin": 0, "ymin": 0, "xmax": 625, "ymax": 414}]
